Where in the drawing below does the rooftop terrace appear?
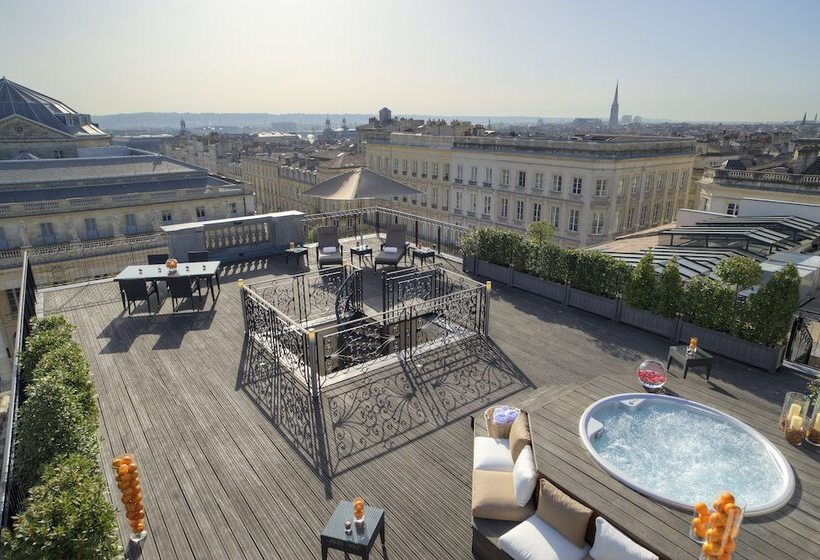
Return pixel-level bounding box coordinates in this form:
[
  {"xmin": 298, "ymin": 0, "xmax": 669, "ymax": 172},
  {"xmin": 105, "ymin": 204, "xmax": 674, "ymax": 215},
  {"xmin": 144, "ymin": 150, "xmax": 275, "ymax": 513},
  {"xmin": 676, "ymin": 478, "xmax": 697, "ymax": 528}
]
[{"xmin": 34, "ymin": 247, "xmax": 818, "ymax": 560}]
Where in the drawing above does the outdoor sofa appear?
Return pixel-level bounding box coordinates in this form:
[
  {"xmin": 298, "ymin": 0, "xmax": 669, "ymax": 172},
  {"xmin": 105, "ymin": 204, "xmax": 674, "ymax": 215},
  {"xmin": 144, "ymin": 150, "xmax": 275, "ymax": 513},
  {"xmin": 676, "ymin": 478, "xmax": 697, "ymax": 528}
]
[{"xmin": 471, "ymin": 412, "xmax": 659, "ymax": 560}]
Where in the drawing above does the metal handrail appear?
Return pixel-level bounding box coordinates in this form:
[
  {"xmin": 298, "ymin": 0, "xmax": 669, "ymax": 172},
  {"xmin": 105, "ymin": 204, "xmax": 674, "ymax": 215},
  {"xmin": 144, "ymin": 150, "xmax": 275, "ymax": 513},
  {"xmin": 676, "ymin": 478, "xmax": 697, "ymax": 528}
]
[{"xmin": 0, "ymin": 252, "xmax": 36, "ymax": 526}]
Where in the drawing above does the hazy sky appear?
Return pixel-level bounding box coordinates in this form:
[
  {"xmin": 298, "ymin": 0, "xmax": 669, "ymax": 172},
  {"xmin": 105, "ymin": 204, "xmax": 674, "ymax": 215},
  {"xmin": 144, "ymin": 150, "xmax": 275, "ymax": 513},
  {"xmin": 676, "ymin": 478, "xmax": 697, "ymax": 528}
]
[{"xmin": 2, "ymin": 0, "xmax": 818, "ymax": 121}]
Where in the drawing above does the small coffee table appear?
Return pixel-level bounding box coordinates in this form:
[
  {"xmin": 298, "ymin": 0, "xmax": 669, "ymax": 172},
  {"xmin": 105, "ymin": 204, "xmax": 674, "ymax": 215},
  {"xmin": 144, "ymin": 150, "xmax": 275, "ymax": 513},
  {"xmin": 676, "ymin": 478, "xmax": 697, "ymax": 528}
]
[
  {"xmin": 321, "ymin": 501, "xmax": 385, "ymax": 560},
  {"xmin": 285, "ymin": 246, "xmax": 308, "ymax": 267},
  {"xmin": 411, "ymin": 246, "xmax": 436, "ymax": 265},
  {"xmin": 667, "ymin": 345, "xmax": 714, "ymax": 381},
  {"xmin": 350, "ymin": 245, "xmax": 373, "ymax": 267}
]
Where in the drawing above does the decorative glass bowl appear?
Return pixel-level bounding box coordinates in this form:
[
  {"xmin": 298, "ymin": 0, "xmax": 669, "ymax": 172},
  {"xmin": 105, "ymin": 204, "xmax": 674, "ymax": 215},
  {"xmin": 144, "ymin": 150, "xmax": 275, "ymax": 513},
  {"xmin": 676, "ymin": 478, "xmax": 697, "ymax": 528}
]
[{"xmin": 636, "ymin": 359, "xmax": 667, "ymax": 391}]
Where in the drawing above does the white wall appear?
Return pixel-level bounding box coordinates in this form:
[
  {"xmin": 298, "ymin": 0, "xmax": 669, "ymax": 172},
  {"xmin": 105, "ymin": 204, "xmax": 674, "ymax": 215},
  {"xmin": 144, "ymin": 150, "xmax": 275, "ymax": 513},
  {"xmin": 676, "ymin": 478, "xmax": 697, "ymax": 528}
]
[
  {"xmin": 675, "ymin": 208, "xmax": 725, "ymax": 227},
  {"xmin": 739, "ymin": 198, "xmax": 820, "ymax": 221}
]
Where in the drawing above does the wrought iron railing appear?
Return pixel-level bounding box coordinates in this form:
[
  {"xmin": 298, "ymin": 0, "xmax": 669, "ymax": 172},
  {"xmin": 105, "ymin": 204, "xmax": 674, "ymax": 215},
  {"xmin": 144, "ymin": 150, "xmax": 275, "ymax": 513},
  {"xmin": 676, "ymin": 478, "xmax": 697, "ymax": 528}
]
[
  {"xmin": 382, "ymin": 264, "xmax": 482, "ymax": 314},
  {"xmin": 0, "ymin": 253, "xmax": 38, "ymax": 526},
  {"xmin": 301, "ymin": 207, "xmax": 470, "ymax": 259}
]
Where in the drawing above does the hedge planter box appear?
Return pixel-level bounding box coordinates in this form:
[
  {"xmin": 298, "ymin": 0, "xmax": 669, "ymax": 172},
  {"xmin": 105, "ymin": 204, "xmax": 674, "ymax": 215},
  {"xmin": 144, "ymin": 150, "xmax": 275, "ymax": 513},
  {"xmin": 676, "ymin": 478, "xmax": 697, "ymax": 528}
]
[
  {"xmin": 678, "ymin": 322, "xmax": 785, "ymax": 373},
  {"xmin": 475, "ymin": 259, "xmax": 512, "ymax": 285},
  {"xmin": 620, "ymin": 303, "xmax": 676, "ymax": 340},
  {"xmin": 568, "ymin": 288, "xmax": 617, "ymax": 319},
  {"xmin": 511, "ymin": 271, "xmax": 566, "ymax": 303}
]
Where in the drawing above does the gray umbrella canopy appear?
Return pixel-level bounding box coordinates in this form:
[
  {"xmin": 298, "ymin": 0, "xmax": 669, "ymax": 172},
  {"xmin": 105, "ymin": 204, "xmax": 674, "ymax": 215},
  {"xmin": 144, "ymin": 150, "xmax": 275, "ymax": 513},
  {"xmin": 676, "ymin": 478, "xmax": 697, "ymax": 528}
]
[{"xmin": 301, "ymin": 167, "xmax": 423, "ymax": 200}]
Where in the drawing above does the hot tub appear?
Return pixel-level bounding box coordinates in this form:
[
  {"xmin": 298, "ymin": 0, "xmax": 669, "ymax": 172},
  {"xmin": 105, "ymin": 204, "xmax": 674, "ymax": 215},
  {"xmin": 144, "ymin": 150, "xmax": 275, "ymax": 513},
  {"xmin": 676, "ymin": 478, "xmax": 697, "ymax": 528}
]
[{"xmin": 579, "ymin": 393, "xmax": 794, "ymax": 516}]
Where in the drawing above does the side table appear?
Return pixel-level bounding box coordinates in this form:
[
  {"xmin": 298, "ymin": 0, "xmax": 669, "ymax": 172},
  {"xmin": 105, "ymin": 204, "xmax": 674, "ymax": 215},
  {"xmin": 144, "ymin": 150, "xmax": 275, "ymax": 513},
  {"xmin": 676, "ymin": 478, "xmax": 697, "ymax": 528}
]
[
  {"xmin": 321, "ymin": 501, "xmax": 385, "ymax": 560},
  {"xmin": 285, "ymin": 247, "xmax": 308, "ymax": 268},
  {"xmin": 667, "ymin": 345, "xmax": 714, "ymax": 381},
  {"xmin": 350, "ymin": 245, "xmax": 373, "ymax": 267},
  {"xmin": 411, "ymin": 247, "xmax": 436, "ymax": 266}
]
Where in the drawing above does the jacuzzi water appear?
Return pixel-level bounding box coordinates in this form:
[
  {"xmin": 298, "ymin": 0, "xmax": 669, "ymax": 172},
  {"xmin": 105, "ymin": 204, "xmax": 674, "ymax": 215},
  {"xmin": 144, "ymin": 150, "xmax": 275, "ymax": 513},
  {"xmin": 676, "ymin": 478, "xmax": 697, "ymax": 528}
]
[{"xmin": 579, "ymin": 394, "xmax": 794, "ymax": 516}]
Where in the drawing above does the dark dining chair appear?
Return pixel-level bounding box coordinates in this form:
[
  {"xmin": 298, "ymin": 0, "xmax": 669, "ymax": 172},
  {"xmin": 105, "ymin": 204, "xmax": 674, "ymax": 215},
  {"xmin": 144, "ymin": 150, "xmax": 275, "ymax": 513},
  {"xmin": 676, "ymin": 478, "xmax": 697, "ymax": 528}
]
[
  {"xmin": 187, "ymin": 251, "xmax": 210, "ymax": 262},
  {"xmin": 147, "ymin": 253, "xmax": 169, "ymax": 265},
  {"xmin": 166, "ymin": 276, "xmax": 202, "ymax": 312},
  {"xmin": 119, "ymin": 279, "xmax": 160, "ymax": 315}
]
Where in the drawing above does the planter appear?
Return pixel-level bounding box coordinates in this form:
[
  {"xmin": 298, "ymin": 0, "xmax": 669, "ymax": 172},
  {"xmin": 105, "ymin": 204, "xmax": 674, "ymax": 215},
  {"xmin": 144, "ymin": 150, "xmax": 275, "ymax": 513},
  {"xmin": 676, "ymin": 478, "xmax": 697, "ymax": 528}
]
[
  {"xmin": 511, "ymin": 270, "xmax": 566, "ymax": 303},
  {"xmin": 620, "ymin": 304, "xmax": 676, "ymax": 340},
  {"xmin": 568, "ymin": 288, "xmax": 617, "ymax": 319},
  {"xmin": 678, "ymin": 322, "xmax": 786, "ymax": 373},
  {"xmin": 475, "ymin": 259, "xmax": 511, "ymax": 285}
]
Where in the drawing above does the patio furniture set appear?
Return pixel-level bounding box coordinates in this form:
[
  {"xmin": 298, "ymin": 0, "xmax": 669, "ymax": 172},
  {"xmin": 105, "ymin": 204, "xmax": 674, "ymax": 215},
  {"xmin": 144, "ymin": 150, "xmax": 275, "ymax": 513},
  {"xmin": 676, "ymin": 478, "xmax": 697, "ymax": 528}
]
[
  {"xmin": 114, "ymin": 251, "xmax": 221, "ymax": 314},
  {"xmin": 308, "ymin": 224, "xmax": 436, "ymax": 270}
]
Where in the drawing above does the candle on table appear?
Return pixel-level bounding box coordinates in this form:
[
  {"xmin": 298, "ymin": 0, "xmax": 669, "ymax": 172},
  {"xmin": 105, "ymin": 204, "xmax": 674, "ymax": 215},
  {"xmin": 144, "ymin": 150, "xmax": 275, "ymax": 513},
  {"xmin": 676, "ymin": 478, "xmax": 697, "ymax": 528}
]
[
  {"xmin": 787, "ymin": 403, "xmax": 802, "ymax": 418},
  {"xmin": 789, "ymin": 415, "xmax": 803, "ymax": 431},
  {"xmin": 814, "ymin": 414, "xmax": 820, "ymax": 431}
]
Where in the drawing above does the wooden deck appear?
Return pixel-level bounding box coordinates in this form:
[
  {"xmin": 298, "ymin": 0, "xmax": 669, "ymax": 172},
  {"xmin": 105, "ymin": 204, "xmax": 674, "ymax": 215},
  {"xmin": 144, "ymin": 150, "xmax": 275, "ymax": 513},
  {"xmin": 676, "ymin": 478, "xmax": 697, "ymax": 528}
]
[{"xmin": 40, "ymin": 254, "xmax": 818, "ymax": 560}]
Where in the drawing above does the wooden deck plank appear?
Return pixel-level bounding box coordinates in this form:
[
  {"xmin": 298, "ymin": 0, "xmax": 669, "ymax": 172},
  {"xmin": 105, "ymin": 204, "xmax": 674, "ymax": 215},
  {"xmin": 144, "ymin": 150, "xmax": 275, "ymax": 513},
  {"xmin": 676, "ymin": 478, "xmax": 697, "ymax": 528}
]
[{"xmin": 37, "ymin": 256, "xmax": 819, "ymax": 560}]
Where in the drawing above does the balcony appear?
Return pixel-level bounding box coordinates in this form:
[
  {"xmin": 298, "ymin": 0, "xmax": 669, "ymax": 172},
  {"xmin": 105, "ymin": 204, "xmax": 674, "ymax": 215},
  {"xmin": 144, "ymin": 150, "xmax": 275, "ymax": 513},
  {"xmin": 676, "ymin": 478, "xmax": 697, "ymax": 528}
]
[
  {"xmin": 468, "ymin": 180, "xmax": 477, "ymax": 186},
  {"xmin": 454, "ymin": 178, "xmax": 463, "ymax": 184},
  {"xmin": 482, "ymin": 182, "xmax": 493, "ymax": 187}
]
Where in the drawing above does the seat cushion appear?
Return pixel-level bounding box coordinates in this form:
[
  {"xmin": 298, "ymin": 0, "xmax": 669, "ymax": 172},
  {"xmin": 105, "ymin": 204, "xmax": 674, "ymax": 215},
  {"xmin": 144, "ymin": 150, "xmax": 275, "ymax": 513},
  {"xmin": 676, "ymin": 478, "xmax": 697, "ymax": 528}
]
[
  {"xmin": 535, "ymin": 478, "xmax": 593, "ymax": 549},
  {"xmin": 499, "ymin": 514, "xmax": 591, "ymax": 560},
  {"xmin": 512, "ymin": 445, "xmax": 538, "ymax": 507},
  {"xmin": 589, "ymin": 517, "xmax": 658, "ymax": 560},
  {"xmin": 473, "ymin": 436, "xmax": 514, "ymax": 472},
  {"xmin": 384, "ymin": 246, "xmax": 398, "ymax": 253},
  {"xmin": 321, "ymin": 246, "xmax": 337, "ymax": 254},
  {"xmin": 472, "ymin": 469, "xmax": 534, "ymax": 522},
  {"xmin": 509, "ymin": 412, "xmax": 532, "ymax": 463}
]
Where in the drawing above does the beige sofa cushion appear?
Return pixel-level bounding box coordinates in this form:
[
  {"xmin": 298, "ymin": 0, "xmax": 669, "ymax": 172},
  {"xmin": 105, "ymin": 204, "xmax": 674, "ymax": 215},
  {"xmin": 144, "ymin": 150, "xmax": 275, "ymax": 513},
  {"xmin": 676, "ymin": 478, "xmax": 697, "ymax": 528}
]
[
  {"xmin": 472, "ymin": 469, "xmax": 535, "ymax": 522},
  {"xmin": 509, "ymin": 412, "xmax": 532, "ymax": 462},
  {"xmin": 535, "ymin": 478, "xmax": 592, "ymax": 549}
]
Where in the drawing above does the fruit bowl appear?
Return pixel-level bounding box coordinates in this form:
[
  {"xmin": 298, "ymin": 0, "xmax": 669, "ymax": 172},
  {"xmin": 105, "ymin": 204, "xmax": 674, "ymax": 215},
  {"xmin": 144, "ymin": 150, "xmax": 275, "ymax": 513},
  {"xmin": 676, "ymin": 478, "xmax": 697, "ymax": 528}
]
[
  {"xmin": 165, "ymin": 258, "xmax": 178, "ymax": 274},
  {"xmin": 636, "ymin": 359, "xmax": 667, "ymax": 391}
]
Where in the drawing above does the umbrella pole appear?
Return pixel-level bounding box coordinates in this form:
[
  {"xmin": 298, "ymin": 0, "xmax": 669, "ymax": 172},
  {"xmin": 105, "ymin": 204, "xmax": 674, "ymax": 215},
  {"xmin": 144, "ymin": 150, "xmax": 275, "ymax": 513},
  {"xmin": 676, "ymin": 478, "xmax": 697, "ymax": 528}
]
[{"xmin": 359, "ymin": 199, "xmax": 365, "ymax": 247}]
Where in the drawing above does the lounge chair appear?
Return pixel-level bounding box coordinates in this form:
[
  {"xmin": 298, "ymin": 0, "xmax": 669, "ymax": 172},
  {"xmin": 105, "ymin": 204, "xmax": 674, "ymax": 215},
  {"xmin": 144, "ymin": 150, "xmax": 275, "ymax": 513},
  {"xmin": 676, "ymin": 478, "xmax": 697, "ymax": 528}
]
[
  {"xmin": 316, "ymin": 226, "xmax": 343, "ymax": 269},
  {"xmin": 374, "ymin": 225, "xmax": 408, "ymax": 270}
]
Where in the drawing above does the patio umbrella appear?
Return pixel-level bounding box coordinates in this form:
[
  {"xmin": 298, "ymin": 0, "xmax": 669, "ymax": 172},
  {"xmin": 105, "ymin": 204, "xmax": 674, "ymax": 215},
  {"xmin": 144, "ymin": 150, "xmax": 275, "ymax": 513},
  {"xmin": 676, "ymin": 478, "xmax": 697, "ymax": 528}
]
[{"xmin": 301, "ymin": 167, "xmax": 424, "ymax": 244}]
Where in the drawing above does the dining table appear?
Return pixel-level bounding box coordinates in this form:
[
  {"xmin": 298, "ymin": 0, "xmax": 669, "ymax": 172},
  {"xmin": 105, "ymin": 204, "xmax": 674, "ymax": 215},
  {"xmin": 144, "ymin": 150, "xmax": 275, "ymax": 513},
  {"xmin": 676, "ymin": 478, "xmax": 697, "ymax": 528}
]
[{"xmin": 114, "ymin": 260, "xmax": 221, "ymax": 306}]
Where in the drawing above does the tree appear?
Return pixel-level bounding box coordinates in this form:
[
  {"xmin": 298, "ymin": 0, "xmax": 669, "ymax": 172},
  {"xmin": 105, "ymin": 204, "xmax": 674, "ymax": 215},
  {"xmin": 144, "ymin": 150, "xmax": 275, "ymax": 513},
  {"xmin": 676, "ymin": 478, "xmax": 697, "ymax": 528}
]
[
  {"xmin": 715, "ymin": 256, "xmax": 762, "ymax": 298},
  {"xmin": 683, "ymin": 276, "xmax": 736, "ymax": 332},
  {"xmin": 624, "ymin": 251, "xmax": 656, "ymax": 310},
  {"xmin": 526, "ymin": 221, "xmax": 556, "ymax": 246},
  {"xmin": 654, "ymin": 257, "xmax": 684, "ymax": 318},
  {"xmin": 740, "ymin": 263, "xmax": 800, "ymax": 346}
]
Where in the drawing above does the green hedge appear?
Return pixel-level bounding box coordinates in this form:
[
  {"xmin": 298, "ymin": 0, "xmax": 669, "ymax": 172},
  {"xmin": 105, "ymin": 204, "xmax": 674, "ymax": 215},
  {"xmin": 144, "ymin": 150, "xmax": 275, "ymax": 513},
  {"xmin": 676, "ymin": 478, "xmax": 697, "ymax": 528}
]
[
  {"xmin": 4, "ymin": 315, "xmax": 120, "ymax": 558},
  {"xmin": 462, "ymin": 227, "xmax": 802, "ymax": 347},
  {"xmin": 3, "ymin": 454, "xmax": 121, "ymax": 560}
]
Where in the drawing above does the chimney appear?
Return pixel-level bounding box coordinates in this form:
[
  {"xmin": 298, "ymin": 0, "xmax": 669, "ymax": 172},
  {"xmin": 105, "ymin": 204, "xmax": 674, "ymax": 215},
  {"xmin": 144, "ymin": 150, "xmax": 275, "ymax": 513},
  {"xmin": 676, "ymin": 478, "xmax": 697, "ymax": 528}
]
[{"xmin": 793, "ymin": 139, "xmax": 820, "ymax": 174}]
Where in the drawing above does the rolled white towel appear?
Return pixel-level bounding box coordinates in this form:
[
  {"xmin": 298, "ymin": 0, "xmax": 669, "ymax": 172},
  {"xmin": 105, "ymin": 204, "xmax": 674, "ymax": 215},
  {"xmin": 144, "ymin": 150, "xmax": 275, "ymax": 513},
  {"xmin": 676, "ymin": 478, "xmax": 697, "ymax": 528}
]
[
  {"xmin": 506, "ymin": 410, "xmax": 519, "ymax": 422},
  {"xmin": 494, "ymin": 411, "xmax": 509, "ymax": 424}
]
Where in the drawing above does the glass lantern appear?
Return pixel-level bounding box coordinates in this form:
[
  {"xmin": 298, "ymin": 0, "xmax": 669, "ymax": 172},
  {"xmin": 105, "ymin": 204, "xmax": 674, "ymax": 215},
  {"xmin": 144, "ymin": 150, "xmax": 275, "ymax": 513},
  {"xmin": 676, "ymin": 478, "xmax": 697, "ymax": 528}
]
[
  {"xmin": 636, "ymin": 359, "xmax": 667, "ymax": 391},
  {"xmin": 779, "ymin": 392, "xmax": 810, "ymax": 433},
  {"xmin": 806, "ymin": 404, "xmax": 820, "ymax": 447}
]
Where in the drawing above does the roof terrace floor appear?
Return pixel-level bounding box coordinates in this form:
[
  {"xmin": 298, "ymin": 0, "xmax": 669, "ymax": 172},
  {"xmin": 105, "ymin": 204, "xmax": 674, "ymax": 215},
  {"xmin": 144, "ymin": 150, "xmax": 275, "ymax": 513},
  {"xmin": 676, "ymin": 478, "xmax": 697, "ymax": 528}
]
[{"xmin": 40, "ymin": 253, "xmax": 817, "ymax": 560}]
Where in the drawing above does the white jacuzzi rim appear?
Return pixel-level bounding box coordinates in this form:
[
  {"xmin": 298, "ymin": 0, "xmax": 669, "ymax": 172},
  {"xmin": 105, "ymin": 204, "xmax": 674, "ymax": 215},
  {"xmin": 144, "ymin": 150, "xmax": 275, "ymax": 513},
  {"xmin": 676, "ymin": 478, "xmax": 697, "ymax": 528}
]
[{"xmin": 578, "ymin": 393, "xmax": 795, "ymax": 516}]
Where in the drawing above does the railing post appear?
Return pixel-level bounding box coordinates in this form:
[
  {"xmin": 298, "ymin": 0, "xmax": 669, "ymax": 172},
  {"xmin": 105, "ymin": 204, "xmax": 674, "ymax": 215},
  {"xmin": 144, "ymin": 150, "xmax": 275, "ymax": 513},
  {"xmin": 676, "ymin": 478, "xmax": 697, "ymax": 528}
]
[
  {"xmin": 483, "ymin": 281, "xmax": 491, "ymax": 337},
  {"xmin": 307, "ymin": 328, "xmax": 321, "ymax": 398},
  {"xmin": 376, "ymin": 212, "xmax": 380, "ymax": 237},
  {"xmin": 437, "ymin": 226, "xmax": 441, "ymax": 255},
  {"xmin": 238, "ymin": 279, "xmax": 247, "ymax": 331},
  {"xmin": 414, "ymin": 220, "xmax": 419, "ymax": 246}
]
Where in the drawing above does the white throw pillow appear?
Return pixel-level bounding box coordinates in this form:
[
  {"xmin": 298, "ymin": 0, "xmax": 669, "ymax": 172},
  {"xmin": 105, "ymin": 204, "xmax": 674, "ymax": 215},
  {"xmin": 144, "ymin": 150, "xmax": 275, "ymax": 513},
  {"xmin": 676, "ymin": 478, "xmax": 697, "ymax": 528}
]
[
  {"xmin": 590, "ymin": 517, "xmax": 658, "ymax": 560},
  {"xmin": 473, "ymin": 436, "xmax": 514, "ymax": 472},
  {"xmin": 512, "ymin": 445, "xmax": 537, "ymax": 506},
  {"xmin": 384, "ymin": 246, "xmax": 398, "ymax": 253},
  {"xmin": 321, "ymin": 246, "xmax": 337, "ymax": 254},
  {"xmin": 499, "ymin": 514, "xmax": 590, "ymax": 560}
]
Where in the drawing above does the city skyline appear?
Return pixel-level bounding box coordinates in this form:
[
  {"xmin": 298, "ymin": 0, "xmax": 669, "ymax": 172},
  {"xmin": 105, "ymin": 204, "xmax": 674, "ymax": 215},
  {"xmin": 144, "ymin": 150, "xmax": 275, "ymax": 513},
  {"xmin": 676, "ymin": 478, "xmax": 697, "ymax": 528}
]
[{"xmin": 1, "ymin": 0, "xmax": 819, "ymax": 122}]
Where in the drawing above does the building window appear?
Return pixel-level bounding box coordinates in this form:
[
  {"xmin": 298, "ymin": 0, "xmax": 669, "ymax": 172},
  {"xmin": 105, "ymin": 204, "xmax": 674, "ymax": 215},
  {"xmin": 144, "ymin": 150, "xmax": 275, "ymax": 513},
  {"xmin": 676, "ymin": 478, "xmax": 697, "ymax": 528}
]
[
  {"xmin": 483, "ymin": 196, "xmax": 492, "ymax": 216},
  {"xmin": 469, "ymin": 192, "xmax": 477, "ymax": 213},
  {"xmin": 627, "ymin": 207, "xmax": 635, "ymax": 229},
  {"xmin": 431, "ymin": 188, "xmax": 439, "ymax": 208},
  {"xmin": 652, "ymin": 203, "xmax": 660, "ymax": 223},
  {"xmin": 502, "ymin": 169, "xmax": 511, "ymax": 186},
  {"xmin": 229, "ymin": 202, "xmax": 238, "ymax": 215},
  {"xmin": 518, "ymin": 171, "xmax": 526, "ymax": 188},
  {"xmin": 639, "ymin": 205, "xmax": 647, "ymax": 226},
  {"xmin": 664, "ymin": 201, "xmax": 672, "ymax": 221},
  {"xmin": 515, "ymin": 200, "xmax": 525, "ymax": 221},
  {"xmin": 552, "ymin": 174, "xmax": 563, "ymax": 192},
  {"xmin": 670, "ymin": 171, "xmax": 678, "ymax": 191},
  {"xmin": 455, "ymin": 191, "xmax": 462, "ymax": 210},
  {"xmin": 443, "ymin": 164, "xmax": 450, "ymax": 180},
  {"xmin": 549, "ymin": 206, "xmax": 560, "ymax": 228},
  {"xmin": 658, "ymin": 172, "xmax": 666, "ymax": 191},
  {"xmin": 470, "ymin": 166, "xmax": 478, "ymax": 184},
  {"xmin": 162, "ymin": 211, "xmax": 173, "ymax": 223},
  {"xmin": 40, "ymin": 222, "xmax": 56, "ymax": 244},
  {"xmin": 591, "ymin": 212, "xmax": 604, "ymax": 235},
  {"xmin": 456, "ymin": 164, "xmax": 463, "ymax": 180},
  {"xmin": 412, "ymin": 160, "xmax": 418, "ymax": 176},
  {"xmin": 84, "ymin": 218, "xmax": 98, "ymax": 239},
  {"xmin": 644, "ymin": 174, "xmax": 653, "ymax": 192},
  {"xmin": 568, "ymin": 209, "xmax": 580, "ymax": 232},
  {"xmin": 532, "ymin": 203, "xmax": 542, "ymax": 222},
  {"xmin": 499, "ymin": 197, "xmax": 508, "ymax": 218},
  {"xmin": 485, "ymin": 167, "xmax": 493, "ymax": 184},
  {"xmin": 595, "ymin": 179, "xmax": 607, "ymax": 197},
  {"xmin": 727, "ymin": 203, "xmax": 739, "ymax": 216},
  {"xmin": 572, "ymin": 177, "xmax": 582, "ymax": 195},
  {"xmin": 534, "ymin": 173, "xmax": 544, "ymax": 189},
  {"xmin": 617, "ymin": 178, "xmax": 625, "ymax": 196},
  {"xmin": 5, "ymin": 287, "xmax": 21, "ymax": 316},
  {"xmin": 402, "ymin": 159, "xmax": 408, "ymax": 175},
  {"xmin": 679, "ymin": 170, "xmax": 688, "ymax": 190},
  {"xmin": 432, "ymin": 162, "xmax": 439, "ymax": 178},
  {"xmin": 422, "ymin": 161, "xmax": 428, "ymax": 177},
  {"xmin": 393, "ymin": 159, "xmax": 398, "ymax": 174}
]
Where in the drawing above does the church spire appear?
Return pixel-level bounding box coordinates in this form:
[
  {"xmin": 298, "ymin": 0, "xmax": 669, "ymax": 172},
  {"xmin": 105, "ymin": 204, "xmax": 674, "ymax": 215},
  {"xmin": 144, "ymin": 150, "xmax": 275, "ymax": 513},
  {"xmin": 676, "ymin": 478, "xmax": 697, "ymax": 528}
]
[{"xmin": 609, "ymin": 80, "xmax": 620, "ymax": 127}]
